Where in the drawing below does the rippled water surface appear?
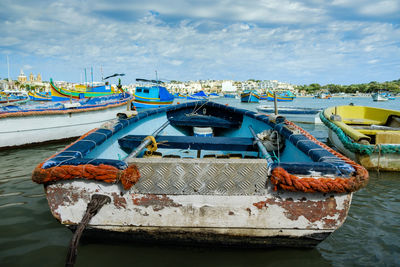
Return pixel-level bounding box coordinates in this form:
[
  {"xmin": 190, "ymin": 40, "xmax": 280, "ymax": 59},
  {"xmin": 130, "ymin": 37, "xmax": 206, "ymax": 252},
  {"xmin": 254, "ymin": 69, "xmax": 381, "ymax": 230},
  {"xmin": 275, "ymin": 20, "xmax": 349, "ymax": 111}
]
[{"xmin": 1, "ymin": 97, "xmax": 399, "ymax": 266}]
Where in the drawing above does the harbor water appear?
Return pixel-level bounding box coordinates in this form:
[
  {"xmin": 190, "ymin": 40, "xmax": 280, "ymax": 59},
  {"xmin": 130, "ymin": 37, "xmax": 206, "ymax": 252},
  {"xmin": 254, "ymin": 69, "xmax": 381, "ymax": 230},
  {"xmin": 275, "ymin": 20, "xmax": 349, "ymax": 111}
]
[{"xmin": 1, "ymin": 97, "xmax": 399, "ymax": 266}]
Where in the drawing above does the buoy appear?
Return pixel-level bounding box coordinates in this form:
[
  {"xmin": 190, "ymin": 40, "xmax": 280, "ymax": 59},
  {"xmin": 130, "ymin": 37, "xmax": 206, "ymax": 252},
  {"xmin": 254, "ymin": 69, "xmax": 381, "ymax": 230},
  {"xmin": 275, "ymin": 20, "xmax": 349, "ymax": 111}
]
[{"xmin": 194, "ymin": 127, "xmax": 213, "ymax": 137}]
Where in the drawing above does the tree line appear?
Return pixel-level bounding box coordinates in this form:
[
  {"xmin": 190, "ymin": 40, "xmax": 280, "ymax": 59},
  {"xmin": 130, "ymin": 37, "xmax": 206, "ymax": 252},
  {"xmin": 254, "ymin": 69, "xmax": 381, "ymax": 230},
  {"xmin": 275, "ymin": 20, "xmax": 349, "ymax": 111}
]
[{"xmin": 295, "ymin": 79, "xmax": 400, "ymax": 94}]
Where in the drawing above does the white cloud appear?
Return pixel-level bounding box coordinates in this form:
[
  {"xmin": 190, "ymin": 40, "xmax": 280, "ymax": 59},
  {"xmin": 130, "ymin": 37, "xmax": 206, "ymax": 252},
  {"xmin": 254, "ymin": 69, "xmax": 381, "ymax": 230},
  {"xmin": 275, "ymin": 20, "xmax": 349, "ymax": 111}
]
[
  {"xmin": 0, "ymin": 0, "xmax": 399, "ymax": 84},
  {"xmin": 360, "ymin": 1, "xmax": 400, "ymax": 16}
]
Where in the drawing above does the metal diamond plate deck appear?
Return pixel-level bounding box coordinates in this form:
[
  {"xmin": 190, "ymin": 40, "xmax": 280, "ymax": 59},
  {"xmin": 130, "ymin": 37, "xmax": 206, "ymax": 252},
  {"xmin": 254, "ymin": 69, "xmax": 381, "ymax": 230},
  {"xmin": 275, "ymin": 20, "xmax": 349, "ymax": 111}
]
[{"xmin": 126, "ymin": 158, "xmax": 269, "ymax": 195}]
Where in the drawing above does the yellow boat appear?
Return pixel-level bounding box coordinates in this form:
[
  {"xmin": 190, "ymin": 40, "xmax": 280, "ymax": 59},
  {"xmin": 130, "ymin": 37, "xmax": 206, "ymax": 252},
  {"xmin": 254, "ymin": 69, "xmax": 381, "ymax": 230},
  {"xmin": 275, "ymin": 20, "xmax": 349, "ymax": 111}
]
[{"xmin": 321, "ymin": 105, "xmax": 400, "ymax": 171}]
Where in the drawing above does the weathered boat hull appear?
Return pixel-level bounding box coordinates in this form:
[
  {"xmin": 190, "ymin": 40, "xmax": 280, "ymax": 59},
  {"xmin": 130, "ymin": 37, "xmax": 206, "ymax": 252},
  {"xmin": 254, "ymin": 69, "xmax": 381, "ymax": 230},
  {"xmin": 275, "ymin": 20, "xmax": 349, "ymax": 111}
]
[
  {"xmin": 45, "ymin": 157, "xmax": 352, "ymax": 247},
  {"xmin": 0, "ymin": 95, "xmax": 131, "ymax": 148}
]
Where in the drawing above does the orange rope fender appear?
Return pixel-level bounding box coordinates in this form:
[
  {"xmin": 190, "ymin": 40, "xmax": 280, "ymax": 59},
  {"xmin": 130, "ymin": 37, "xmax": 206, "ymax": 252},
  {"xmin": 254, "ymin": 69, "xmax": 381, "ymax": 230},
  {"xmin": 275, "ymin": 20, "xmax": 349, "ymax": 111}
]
[
  {"xmin": 32, "ymin": 163, "xmax": 140, "ymax": 190},
  {"xmin": 32, "ymin": 128, "xmax": 140, "ymax": 190},
  {"xmin": 270, "ymin": 120, "xmax": 369, "ymax": 193}
]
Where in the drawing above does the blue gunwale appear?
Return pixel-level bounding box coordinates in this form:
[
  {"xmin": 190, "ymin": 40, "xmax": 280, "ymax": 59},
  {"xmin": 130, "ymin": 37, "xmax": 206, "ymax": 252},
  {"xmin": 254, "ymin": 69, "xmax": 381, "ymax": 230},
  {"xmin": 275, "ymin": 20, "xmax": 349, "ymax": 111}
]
[{"xmin": 40, "ymin": 101, "xmax": 355, "ymax": 177}]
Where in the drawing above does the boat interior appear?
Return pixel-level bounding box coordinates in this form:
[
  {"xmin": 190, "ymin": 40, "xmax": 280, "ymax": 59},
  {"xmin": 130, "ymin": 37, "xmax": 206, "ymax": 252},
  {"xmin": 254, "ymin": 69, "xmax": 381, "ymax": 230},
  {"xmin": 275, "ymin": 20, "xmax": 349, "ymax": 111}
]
[
  {"xmin": 326, "ymin": 105, "xmax": 400, "ymax": 145},
  {"xmin": 97, "ymin": 103, "xmax": 292, "ymax": 161},
  {"xmin": 41, "ymin": 102, "xmax": 354, "ymax": 178}
]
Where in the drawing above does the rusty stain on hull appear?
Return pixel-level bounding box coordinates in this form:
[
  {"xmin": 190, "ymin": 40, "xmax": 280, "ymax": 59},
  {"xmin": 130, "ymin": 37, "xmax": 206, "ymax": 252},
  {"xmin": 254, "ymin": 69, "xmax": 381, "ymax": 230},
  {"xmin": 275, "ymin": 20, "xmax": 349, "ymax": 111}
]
[
  {"xmin": 111, "ymin": 192, "xmax": 127, "ymax": 209},
  {"xmin": 45, "ymin": 185, "xmax": 89, "ymax": 221},
  {"xmin": 132, "ymin": 194, "xmax": 182, "ymax": 211},
  {"xmin": 253, "ymin": 196, "xmax": 350, "ymax": 228}
]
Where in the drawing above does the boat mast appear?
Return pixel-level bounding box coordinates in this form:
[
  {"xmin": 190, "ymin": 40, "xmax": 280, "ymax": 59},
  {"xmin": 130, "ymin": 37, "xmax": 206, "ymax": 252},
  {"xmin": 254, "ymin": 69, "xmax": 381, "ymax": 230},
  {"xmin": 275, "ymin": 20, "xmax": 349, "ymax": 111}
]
[
  {"xmin": 7, "ymin": 55, "xmax": 10, "ymax": 82},
  {"xmin": 84, "ymin": 68, "xmax": 87, "ymax": 86}
]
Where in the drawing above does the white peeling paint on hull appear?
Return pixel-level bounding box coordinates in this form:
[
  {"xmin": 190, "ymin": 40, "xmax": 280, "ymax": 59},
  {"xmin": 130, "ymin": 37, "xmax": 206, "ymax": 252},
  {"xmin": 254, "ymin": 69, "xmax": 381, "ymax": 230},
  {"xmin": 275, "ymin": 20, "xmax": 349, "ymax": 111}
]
[
  {"xmin": 45, "ymin": 179, "xmax": 352, "ymax": 247},
  {"xmin": 0, "ymin": 105, "xmax": 126, "ymax": 148}
]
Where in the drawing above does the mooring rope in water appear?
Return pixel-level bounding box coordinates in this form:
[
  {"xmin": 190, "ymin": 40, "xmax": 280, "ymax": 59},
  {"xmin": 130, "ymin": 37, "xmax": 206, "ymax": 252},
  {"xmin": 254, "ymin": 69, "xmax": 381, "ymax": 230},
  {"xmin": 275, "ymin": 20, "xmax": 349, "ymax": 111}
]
[{"xmin": 65, "ymin": 194, "xmax": 111, "ymax": 267}]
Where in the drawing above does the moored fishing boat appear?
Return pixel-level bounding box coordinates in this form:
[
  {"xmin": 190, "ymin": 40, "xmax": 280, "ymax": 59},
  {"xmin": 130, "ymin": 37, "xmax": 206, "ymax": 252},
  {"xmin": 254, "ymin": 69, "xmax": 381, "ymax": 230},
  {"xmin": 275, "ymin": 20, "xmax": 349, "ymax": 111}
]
[
  {"xmin": 265, "ymin": 90, "xmax": 295, "ymax": 102},
  {"xmin": 256, "ymin": 105, "xmax": 322, "ymax": 124},
  {"xmin": 240, "ymin": 90, "xmax": 260, "ymax": 103},
  {"xmin": 0, "ymin": 90, "xmax": 29, "ymax": 105},
  {"xmin": 133, "ymin": 79, "xmax": 174, "ymax": 108},
  {"xmin": 32, "ymin": 101, "xmax": 368, "ymax": 249},
  {"xmin": 321, "ymin": 105, "xmax": 400, "ymax": 171},
  {"xmin": 0, "ymin": 93, "xmax": 133, "ymax": 149},
  {"xmin": 207, "ymin": 92, "xmax": 221, "ymax": 99},
  {"xmin": 187, "ymin": 90, "xmax": 208, "ymax": 100},
  {"xmin": 371, "ymin": 92, "xmax": 388, "ymax": 102},
  {"xmin": 50, "ymin": 78, "xmax": 120, "ymax": 101},
  {"xmin": 314, "ymin": 92, "xmax": 332, "ymax": 99},
  {"xmin": 28, "ymin": 90, "xmax": 51, "ymax": 101}
]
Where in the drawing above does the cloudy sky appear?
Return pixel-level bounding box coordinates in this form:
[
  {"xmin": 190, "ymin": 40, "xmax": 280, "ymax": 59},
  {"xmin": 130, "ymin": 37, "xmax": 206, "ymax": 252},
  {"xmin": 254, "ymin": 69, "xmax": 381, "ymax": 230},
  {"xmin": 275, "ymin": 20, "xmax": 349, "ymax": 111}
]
[{"xmin": 0, "ymin": 0, "xmax": 399, "ymax": 85}]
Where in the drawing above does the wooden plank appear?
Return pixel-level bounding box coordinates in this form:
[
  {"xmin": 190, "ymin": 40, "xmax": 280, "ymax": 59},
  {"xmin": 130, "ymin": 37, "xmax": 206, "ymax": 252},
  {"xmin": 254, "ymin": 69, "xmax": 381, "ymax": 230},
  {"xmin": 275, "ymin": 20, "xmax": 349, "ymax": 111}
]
[{"xmin": 119, "ymin": 135, "xmax": 257, "ymax": 152}]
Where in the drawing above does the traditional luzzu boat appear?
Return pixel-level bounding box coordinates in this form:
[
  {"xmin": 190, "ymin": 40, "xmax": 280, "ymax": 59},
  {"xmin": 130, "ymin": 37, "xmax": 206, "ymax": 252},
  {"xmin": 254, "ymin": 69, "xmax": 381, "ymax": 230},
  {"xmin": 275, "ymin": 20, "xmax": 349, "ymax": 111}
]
[
  {"xmin": 133, "ymin": 79, "xmax": 174, "ymax": 108},
  {"xmin": 32, "ymin": 101, "xmax": 369, "ymax": 249},
  {"xmin": 240, "ymin": 90, "xmax": 260, "ymax": 103},
  {"xmin": 28, "ymin": 90, "xmax": 52, "ymax": 101},
  {"xmin": 321, "ymin": 105, "xmax": 400, "ymax": 171},
  {"xmin": 0, "ymin": 93, "xmax": 133, "ymax": 149},
  {"xmin": 256, "ymin": 105, "xmax": 322, "ymax": 124},
  {"xmin": 50, "ymin": 79, "xmax": 119, "ymax": 101},
  {"xmin": 265, "ymin": 90, "xmax": 295, "ymax": 102}
]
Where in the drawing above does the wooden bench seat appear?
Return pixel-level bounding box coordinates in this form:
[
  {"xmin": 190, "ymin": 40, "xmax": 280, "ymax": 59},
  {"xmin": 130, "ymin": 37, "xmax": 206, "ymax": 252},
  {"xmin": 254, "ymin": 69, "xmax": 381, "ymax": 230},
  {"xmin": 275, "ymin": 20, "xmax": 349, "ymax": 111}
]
[{"xmin": 118, "ymin": 135, "xmax": 258, "ymax": 152}]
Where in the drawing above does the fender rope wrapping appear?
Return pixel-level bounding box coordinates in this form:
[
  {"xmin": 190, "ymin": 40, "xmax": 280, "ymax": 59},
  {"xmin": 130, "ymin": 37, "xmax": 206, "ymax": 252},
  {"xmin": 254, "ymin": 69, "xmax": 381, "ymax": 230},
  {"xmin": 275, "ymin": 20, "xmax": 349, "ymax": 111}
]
[
  {"xmin": 32, "ymin": 128, "xmax": 140, "ymax": 190},
  {"xmin": 270, "ymin": 120, "xmax": 369, "ymax": 193}
]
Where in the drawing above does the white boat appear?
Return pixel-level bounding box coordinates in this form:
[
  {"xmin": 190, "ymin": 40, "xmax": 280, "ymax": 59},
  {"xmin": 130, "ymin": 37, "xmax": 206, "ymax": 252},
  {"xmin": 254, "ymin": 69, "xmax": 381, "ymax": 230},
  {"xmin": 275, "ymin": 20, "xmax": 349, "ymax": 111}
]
[
  {"xmin": 372, "ymin": 93, "xmax": 388, "ymax": 101},
  {"xmin": 256, "ymin": 105, "xmax": 322, "ymax": 124},
  {"xmin": 0, "ymin": 93, "xmax": 133, "ymax": 148}
]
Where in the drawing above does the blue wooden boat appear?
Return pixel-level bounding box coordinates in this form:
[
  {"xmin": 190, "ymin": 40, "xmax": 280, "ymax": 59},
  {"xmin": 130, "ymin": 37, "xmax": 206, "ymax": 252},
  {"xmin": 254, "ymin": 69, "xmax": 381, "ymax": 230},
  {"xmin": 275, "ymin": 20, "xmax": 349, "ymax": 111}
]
[
  {"xmin": 187, "ymin": 90, "xmax": 208, "ymax": 100},
  {"xmin": 32, "ymin": 101, "xmax": 368, "ymax": 249},
  {"xmin": 223, "ymin": 93, "xmax": 236, "ymax": 98},
  {"xmin": 256, "ymin": 105, "xmax": 322, "ymax": 124},
  {"xmin": 133, "ymin": 79, "xmax": 174, "ymax": 108},
  {"xmin": 240, "ymin": 90, "xmax": 260, "ymax": 103}
]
